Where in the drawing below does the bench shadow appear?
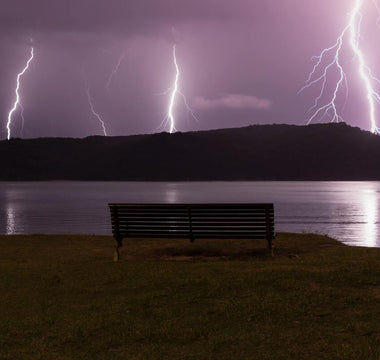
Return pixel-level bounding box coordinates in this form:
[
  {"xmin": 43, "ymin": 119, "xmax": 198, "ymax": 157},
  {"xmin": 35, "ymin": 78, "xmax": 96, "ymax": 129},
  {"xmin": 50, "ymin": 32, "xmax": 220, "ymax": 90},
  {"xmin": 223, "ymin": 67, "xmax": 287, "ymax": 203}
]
[
  {"xmin": 118, "ymin": 234, "xmax": 343, "ymax": 261},
  {"xmin": 154, "ymin": 245, "xmax": 272, "ymax": 261}
]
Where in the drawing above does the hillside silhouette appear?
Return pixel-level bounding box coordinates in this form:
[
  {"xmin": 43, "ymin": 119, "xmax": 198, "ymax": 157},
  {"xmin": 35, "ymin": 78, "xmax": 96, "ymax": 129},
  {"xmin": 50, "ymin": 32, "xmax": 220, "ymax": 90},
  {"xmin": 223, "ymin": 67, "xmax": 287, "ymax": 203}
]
[{"xmin": 1, "ymin": 123, "xmax": 380, "ymax": 180}]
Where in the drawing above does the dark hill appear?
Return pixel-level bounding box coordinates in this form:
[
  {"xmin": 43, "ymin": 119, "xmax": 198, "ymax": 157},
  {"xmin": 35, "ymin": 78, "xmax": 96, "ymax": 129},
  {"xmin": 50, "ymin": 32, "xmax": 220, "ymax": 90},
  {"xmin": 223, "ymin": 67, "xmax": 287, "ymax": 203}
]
[{"xmin": 1, "ymin": 123, "xmax": 380, "ymax": 180}]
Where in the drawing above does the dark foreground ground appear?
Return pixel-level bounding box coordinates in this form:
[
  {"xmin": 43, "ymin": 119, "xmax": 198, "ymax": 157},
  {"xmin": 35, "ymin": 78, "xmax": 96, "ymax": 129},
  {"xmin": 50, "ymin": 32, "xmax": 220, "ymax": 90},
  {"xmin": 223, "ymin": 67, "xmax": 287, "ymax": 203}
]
[{"xmin": 0, "ymin": 233, "xmax": 379, "ymax": 359}]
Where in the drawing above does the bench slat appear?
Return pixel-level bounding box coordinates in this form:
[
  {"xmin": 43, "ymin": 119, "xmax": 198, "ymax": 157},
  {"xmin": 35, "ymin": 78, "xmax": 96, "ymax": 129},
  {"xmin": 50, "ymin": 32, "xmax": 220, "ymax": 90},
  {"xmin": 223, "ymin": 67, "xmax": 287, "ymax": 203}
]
[
  {"xmin": 117, "ymin": 227, "xmax": 274, "ymax": 232},
  {"xmin": 115, "ymin": 214, "xmax": 272, "ymax": 219},
  {"xmin": 113, "ymin": 219, "xmax": 271, "ymax": 225}
]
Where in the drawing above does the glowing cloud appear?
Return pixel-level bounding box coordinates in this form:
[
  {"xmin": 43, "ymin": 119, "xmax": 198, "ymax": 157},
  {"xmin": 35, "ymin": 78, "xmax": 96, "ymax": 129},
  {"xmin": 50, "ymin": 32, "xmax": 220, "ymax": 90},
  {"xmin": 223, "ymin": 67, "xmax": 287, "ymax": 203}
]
[{"xmin": 193, "ymin": 94, "xmax": 272, "ymax": 111}]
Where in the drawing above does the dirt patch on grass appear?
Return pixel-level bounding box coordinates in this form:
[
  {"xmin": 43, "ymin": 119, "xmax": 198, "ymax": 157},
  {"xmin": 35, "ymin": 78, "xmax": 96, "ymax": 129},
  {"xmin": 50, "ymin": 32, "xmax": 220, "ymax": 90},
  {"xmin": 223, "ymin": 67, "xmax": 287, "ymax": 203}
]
[
  {"xmin": 161, "ymin": 255, "xmax": 225, "ymax": 261},
  {"xmin": 372, "ymin": 286, "xmax": 380, "ymax": 300}
]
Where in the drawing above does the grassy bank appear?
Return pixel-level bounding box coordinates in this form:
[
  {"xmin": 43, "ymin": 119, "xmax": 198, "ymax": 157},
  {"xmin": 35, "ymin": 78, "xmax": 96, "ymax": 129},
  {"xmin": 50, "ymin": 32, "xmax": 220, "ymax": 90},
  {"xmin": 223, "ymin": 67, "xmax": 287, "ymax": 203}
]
[{"xmin": 0, "ymin": 233, "xmax": 379, "ymax": 359}]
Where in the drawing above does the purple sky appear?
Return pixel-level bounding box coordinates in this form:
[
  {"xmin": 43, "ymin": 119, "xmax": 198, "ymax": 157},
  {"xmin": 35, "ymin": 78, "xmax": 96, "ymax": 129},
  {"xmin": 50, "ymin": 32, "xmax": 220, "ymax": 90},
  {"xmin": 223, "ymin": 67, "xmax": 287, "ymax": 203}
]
[{"xmin": 1, "ymin": 0, "xmax": 380, "ymax": 138}]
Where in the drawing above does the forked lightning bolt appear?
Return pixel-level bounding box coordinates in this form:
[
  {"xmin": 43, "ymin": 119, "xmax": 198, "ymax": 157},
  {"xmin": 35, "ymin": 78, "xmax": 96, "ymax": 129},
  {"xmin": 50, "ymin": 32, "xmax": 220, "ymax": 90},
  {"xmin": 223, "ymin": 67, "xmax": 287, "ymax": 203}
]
[
  {"xmin": 300, "ymin": 0, "xmax": 380, "ymax": 134},
  {"xmin": 6, "ymin": 47, "xmax": 34, "ymax": 140},
  {"xmin": 85, "ymin": 85, "xmax": 108, "ymax": 136},
  {"xmin": 106, "ymin": 51, "xmax": 126, "ymax": 93},
  {"xmin": 166, "ymin": 44, "xmax": 180, "ymax": 133},
  {"xmin": 161, "ymin": 44, "xmax": 199, "ymax": 133}
]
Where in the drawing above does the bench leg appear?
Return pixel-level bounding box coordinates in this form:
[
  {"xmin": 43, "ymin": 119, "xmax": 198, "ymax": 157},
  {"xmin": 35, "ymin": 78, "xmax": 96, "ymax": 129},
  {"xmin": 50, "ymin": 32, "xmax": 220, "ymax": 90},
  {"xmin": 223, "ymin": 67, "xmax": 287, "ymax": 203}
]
[
  {"xmin": 267, "ymin": 239, "xmax": 274, "ymax": 256},
  {"xmin": 114, "ymin": 237, "xmax": 123, "ymax": 262}
]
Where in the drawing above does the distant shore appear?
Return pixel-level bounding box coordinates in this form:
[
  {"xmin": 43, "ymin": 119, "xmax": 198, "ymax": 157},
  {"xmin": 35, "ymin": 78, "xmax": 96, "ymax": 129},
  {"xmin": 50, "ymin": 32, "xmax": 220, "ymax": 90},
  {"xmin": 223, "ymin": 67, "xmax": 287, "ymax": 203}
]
[{"xmin": 2, "ymin": 123, "xmax": 380, "ymax": 181}]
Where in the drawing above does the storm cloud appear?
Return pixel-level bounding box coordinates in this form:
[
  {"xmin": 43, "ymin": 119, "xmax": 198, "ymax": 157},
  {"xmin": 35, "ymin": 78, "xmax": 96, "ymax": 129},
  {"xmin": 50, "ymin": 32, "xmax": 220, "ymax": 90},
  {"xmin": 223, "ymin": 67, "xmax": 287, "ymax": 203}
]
[
  {"xmin": 0, "ymin": 0, "xmax": 256, "ymax": 37},
  {"xmin": 0, "ymin": 0, "xmax": 377, "ymax": 138}
]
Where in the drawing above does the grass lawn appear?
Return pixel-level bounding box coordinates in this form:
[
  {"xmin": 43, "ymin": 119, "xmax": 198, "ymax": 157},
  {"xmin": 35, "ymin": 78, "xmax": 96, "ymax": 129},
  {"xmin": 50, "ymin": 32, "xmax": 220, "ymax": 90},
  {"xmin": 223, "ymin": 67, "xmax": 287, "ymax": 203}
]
[{"xmin": 0, "ymin": 233, "xmax": 379, "ymax": 360}]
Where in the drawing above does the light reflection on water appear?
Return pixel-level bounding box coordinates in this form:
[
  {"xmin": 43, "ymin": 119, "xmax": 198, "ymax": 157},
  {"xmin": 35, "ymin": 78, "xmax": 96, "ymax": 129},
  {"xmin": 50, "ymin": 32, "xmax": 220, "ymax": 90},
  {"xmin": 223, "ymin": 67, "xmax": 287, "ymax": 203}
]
[
  {"xmin": 358, "ymin": 188, "xmax": 378, "ymax": 247},
  {"xmin": 0, "ymin": 181, "xmax": 379, "ymax": 247},
  {"xmin": 6, "ymin": 203, "xmax": 16, "ymax": 235}
]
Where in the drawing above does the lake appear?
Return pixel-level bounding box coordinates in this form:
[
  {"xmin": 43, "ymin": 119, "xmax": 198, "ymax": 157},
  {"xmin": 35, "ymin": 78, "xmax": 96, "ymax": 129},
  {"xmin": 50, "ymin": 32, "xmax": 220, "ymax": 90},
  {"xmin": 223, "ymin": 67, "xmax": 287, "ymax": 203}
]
[{"xmin": 0, "ymin": 181, "xmax": 379, "ymax": 247}]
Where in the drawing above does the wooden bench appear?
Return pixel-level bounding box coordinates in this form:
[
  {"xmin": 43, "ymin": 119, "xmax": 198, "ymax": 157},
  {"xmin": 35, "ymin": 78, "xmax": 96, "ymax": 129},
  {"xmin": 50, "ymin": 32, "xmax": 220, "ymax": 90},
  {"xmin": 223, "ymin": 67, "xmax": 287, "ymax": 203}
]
[{"xmin": 109, "ymin": 203, "xmax": 276, "ymax": 260}]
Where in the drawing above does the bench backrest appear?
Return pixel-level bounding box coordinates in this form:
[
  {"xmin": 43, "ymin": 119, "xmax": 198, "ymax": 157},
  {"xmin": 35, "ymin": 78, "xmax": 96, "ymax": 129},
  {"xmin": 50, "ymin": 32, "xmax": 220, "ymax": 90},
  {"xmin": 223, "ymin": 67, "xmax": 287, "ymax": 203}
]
[{"xmin": 109, "ymin": 203, "xmax": 275, "ymax": 241}]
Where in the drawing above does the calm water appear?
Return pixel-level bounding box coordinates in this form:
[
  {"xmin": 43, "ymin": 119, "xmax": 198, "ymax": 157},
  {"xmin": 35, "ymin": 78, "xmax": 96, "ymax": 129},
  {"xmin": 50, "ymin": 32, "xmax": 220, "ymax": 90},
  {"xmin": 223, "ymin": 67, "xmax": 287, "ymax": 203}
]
[{"xmin": 0, "ymin": 181, "xmax": 379, "ymax": 247}]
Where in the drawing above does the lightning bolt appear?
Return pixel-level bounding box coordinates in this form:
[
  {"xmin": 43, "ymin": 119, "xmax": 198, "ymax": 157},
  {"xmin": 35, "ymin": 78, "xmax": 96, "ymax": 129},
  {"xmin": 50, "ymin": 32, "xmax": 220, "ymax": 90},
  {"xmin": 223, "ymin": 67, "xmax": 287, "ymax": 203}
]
[
  {"xmin": 300, "ymin": 0, "xmax": 380, "ymax": 134},
  {"xmin": 85, "ymin": 85, "xmax": 108, "ymax": 136},
  {"xmin": 6, "ymin": 47, "xmax": 34, "ymax": 140},
  {"xmin": 106, "ymin": 51, "xmax": 126, "ymax": 93},
  {"xmin": 161, "ymin": 44, "xmax": 199, "ymax": 133}
]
